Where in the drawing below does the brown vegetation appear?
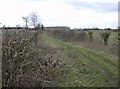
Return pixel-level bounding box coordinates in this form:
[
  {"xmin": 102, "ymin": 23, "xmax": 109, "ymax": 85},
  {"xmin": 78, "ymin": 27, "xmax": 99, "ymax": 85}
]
[
  {"xmin": 2, "ymin": 28, "xmax": 118, "ymax": 87},
  {"xmin": 47, "ymin": 29, "xmax": 117, "ymax": 56},
  {"xmin": 2, "ymin": 29, "xmax": 65, "ymax": 87}
]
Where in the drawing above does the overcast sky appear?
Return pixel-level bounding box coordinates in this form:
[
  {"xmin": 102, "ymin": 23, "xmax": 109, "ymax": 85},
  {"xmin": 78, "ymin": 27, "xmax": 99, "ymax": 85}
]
[{"xmin": 0, "ymin": 0, "xmax": 118, "ymax": 29}]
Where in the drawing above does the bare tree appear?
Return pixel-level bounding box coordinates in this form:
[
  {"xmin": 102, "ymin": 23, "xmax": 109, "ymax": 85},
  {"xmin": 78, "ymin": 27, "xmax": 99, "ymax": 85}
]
[
  {"xmin": 30, "ymin": 12, "xmax": 40, "ymax": 28},
  {"xmin": 22, "ymin": 16, "xmax": 29, "ymax": 28}
]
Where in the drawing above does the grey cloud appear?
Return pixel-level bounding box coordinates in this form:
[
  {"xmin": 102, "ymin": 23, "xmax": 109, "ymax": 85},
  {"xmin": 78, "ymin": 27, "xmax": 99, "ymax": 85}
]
[
  {"xmin": 66, "ymin": 1, "xmax": 117, "ymax": 13},
  {"xmin": 96, "ymin": 2, "xmax": 117, "ymax": 12}
]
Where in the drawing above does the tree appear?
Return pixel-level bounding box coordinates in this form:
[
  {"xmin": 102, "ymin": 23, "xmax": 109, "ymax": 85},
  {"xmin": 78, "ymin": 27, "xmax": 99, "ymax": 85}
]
[
  {"xmin": 22, "ymin": 16, "xmax": 29, "ymax": 28},
  {"xmin": 30, "ymin": 12, "xmax": 40, "ymax": 28},
  {"xmin": 100, "ymin": 32, "xmax": 111, "ymax": 45}
]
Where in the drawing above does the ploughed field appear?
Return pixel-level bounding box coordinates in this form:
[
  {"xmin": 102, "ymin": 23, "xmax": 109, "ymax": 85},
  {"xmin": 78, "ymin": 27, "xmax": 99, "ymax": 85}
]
[{"xmin": 1, "ymin": 29, "xmax": 118, "ymax": 87}]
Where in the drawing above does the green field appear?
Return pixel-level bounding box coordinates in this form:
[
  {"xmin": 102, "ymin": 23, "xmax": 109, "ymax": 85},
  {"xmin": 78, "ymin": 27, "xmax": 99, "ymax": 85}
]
[{"xmin": 40, "ymin": 32, "xmax": 118, "ymax": 87}]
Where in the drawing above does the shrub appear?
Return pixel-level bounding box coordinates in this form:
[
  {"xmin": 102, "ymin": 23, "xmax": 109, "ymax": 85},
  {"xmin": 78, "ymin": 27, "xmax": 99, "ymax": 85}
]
[
  {"xmin": 100, "ymin": 32, "xmax": 111, "ymax": 45},
  {"xmin": 88, "ymin": 31, "xmax": 93, "ymax": 39},
  {"xmin": 88, "ymin": 31, "xmax": 93, "ymax": 42},
  {"xmin": 2, "ymin": 29, "xmax": 65, "ymax": 87}
]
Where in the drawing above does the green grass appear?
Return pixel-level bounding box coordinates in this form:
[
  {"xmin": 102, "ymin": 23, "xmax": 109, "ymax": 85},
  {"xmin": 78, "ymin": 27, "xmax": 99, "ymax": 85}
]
[{"xmin": 41, "ymin": 32, "xmax": 118, "ymax": 87}]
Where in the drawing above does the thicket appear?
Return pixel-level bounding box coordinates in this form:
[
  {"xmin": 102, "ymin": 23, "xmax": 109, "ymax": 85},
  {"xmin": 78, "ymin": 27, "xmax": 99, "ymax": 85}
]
[
  {"xmin": 49, "ymin": 30, "xmax": 113, "ymax": 46},
  {"xmin": 2, "ymin": 29, "xmax": 65, "ymax": 87},
  {"xmin": 47, "ymin": 30, "xmax": 118, "ymax": 56},
  {"xmin": 49, "ymin": 30, "xmax": 92, "ymax": 43}
]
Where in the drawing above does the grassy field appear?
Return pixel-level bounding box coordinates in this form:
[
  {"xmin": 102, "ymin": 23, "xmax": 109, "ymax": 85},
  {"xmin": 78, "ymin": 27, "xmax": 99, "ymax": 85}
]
[
  {"xmin": 41, "ymin": 32, "xmax": 118, "ymax": 87},
  {"xmin": 2, "ymin": 30, "xmax": 118, "ymax": 87}
]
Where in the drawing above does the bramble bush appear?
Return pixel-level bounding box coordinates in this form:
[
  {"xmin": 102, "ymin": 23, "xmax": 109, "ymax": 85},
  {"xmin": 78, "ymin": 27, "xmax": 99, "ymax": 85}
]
[{"xmin": 2, "ymin": 29, "xmax": 66, "ymax": 87}]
